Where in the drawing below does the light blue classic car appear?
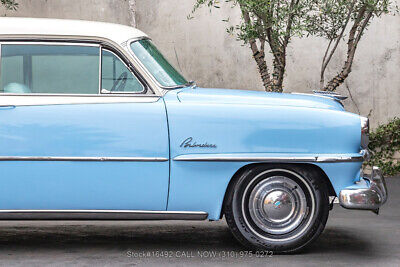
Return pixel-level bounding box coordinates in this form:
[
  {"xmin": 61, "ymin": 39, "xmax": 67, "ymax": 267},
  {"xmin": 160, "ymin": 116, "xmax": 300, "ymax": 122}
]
[{"xmin": 0, "ymin": 18, "xmax": 387, "ymax": 253}]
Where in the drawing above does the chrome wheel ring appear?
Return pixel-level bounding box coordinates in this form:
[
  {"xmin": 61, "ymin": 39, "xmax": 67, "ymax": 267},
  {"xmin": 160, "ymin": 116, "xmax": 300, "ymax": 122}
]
[
  {"xmin": 248, "ymin": 176, "xmax": 307, "ymax": 234},
  {"xmin": 242, "ymin": 169, "xmax": 315, "ymax": 242}
]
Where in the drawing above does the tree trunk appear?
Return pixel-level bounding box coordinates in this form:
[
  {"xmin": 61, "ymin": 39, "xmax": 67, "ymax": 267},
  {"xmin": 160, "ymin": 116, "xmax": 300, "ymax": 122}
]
[
  {"xmin": 324, "ymin": 71, "xmax": 349, "ymax": 91},
  {"xmin": 128, "ymin": 0, "xmax": 137, "ymax": 27},
  {"xmin": 253, "ymin": 50, "xmax": 273, "ymax": 91},
  {"xmin": 271, "ymin": 69, "xmax": 284, "ymax": 92},
  {"xmin": 270, "ymin": 51, "xmax": 285, "ymax": 92},
  {"xmin": 240, "ymin": 8, "xmax": 273, "ymax": 92}
]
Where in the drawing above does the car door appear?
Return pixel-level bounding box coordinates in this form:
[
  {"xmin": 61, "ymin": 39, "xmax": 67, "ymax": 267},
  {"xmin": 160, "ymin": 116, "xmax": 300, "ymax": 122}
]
[{"xmin": 0, "ymin": 42, "xmax": 169, "ymax": 211}]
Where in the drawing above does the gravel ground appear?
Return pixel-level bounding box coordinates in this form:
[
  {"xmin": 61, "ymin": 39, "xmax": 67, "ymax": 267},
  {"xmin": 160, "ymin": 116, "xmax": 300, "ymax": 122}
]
[{"xmin": 0, "ymin": 178, "xmax": 398, "ymax": 267}]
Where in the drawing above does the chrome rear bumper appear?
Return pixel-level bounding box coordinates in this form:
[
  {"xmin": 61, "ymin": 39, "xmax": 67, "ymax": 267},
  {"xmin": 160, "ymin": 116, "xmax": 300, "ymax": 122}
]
[{"xmin": 339, "ymin": 167, "xmax": 388, "ymax": 214}]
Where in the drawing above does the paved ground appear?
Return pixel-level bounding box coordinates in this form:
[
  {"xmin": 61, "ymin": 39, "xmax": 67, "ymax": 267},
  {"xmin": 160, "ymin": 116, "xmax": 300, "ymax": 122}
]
[{"xmin": 0, "ymin": 178, "xmax": 398, "ymax": 267}]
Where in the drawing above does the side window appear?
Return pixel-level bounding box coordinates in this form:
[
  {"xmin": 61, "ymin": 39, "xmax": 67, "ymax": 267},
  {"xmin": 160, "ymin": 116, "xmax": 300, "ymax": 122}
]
[
  {"xmin": 101, "ymin": 49, "xmax": 145, "ymax": 93},
  {"xmin": 0, "ymin": 44, "xmax": 99, "ymax": 94}
]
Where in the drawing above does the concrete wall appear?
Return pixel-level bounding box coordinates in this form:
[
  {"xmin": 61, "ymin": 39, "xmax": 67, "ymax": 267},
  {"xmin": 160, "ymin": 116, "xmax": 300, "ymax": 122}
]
[
  {"xmin": 136, "ymin": 0, "xmax": 400, "ymax": 127},
  {"xmin": 1, "ymin": 0, "xmax": 399, "ymax": 127},
  {"xmin": 0, "ymin": 0, "xmax": 132, "ymax": 25}
]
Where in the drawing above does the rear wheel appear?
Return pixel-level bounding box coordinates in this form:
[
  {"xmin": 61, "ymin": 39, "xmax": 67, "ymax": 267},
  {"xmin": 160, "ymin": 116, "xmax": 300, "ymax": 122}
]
[{"xmin": 224, "ymin": 164, "xmax": 329, "ymax": 253}]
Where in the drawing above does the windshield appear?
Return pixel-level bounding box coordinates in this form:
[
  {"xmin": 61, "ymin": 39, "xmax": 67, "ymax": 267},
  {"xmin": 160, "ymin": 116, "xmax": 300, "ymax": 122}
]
[{"xmin": 130, "ymin": 39, "xmax": 188, "ymax": 88}]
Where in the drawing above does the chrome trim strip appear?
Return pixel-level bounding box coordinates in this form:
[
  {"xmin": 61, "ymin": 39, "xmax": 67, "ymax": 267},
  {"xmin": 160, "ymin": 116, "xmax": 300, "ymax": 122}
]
[
  {"xmin": 0, "ymin": 93, "xmax": 157, "ymax": 97},
  {"xmin": 0, "ymin": 41, "xmax": 100, "ymax": 47},
  {"xmin": 173, "ymin": 153, "xmax": 364, "ymax": 163},
  {"xmin": 0, "ymin": 156, "xmax": 168, "ymax": 162},
  {"xmin": 0, "ymin": 43, "xmax": 2, "ymax": 80},
  {"xmin": 316, "ymin": 155, "xmax": 364, "ymax": 163},
  {"xmin": 0, "ymin": 210, "xmax": 208, "ymax": 220},
  {"xmin": 292, "ymin": 92, "xmax": 347, "ymax": 108},
  {"xmin": 98, "ymin": 45, "xmax": 102, "ymax": 94},
  {"xmin": 312, "ymin": 90, "xmax": 348, "ymax": 101},
  {"xmin": 0, "ymin": 95, "xmax": 160, "ymax": 106}
]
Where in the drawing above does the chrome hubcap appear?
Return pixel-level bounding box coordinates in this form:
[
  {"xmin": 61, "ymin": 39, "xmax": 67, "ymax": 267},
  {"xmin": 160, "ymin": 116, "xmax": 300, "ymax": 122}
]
[
  {"xmin": 263, "ymin": 190, "xmax": 295, "ymax": 223},
  {"xmin": 248, "ymin": 176, "xmax": 307, "ymax": 235}
]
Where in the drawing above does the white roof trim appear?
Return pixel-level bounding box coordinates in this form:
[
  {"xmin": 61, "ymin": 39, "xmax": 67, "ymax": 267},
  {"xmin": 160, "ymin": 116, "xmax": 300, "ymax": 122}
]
[{"xmin": 0, "ymin": 17, "xmax": 148, "ymax": 45}]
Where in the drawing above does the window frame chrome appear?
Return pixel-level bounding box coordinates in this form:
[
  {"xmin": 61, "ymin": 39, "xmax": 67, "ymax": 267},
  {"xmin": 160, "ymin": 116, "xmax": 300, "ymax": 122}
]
[
  {"xmin": 0, "ymin": 38, "xmax": 159, "ymax": 97},
  {"xmin": 0, "ymin": 43, "xmax": 1, "ymax": 83}
]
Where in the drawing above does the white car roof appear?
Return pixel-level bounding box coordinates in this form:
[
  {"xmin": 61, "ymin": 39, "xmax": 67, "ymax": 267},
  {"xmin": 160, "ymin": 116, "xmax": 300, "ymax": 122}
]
[{"xmin": 0, "ymin": 17, "xmax": 148, "ymax": 44}]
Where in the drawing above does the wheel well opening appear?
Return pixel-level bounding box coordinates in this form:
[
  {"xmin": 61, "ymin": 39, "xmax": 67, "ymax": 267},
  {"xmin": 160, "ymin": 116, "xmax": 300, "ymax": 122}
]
[{"xmin": 219, "ymin": 163, "xmax": 336, "ymax": 219}]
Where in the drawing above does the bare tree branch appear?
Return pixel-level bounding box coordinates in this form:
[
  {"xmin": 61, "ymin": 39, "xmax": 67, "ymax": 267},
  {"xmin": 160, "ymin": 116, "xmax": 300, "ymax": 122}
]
[
  {"xmin": 324, "ymin": 6, "xmax": 373, "ymax": 91},
  {"xmin": 283, "ymin": 0, "xmax": 299, "ymax": 48},
  {"xmin": 320, "ymin": 0, "xmax": 357, "ymax": 89},
  {"xmin": 241, "ymin": 7, "xmax": 273, "ymax": 90},
  {"xmin": 320, "ymin": 39, "xmax": 333, "ymax": 89},
  {"xmin": 128, "ymin": 0, "xmax": 137, "ymax": 27}
]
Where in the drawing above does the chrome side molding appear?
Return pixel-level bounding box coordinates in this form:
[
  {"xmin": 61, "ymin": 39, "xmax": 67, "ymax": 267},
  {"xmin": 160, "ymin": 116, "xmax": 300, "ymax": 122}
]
[
  {"xmin": 0, "ymin": 156, "xmax": 168, "ymax": 162},
  {"xmin": 0, "ymin": 210, "xmax": 208, "ymax": 221},
  {"xmin": 173, "ymin": 152, "xmax": 365, "ymax": 163},
  {"xmin": 1, "ymin": 152, "xmax": 366, "ymax": 164}
]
